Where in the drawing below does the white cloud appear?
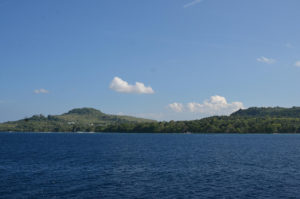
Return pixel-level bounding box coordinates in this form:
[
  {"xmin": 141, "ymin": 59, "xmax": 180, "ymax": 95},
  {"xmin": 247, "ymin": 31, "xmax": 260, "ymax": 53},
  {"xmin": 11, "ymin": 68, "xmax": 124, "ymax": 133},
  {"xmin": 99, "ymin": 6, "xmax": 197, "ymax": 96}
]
[
  {"xmin": 183, "ymin": 0, "xmax": 203, "ymax": 8},
  {"xmin": 110, "ymin": 77, "xmax": 154, "ymax": 94},
  {"xmin": 168, "ymin": 95, "xmax": 244, "ymax": 115},
  {"xmin": 257, "ymin": 56, "xmax": 276, "ymax": 64},
  {"xmin": 294, "ymin": 61, "xmax": 300, "ymax": 67},
  {"xmin": 168, "ymin": 102, "xmax": 184, "ymax": 112},
  {"xmin": 34, "ymin": 88, "xmax": 49, "ymax": 94}
]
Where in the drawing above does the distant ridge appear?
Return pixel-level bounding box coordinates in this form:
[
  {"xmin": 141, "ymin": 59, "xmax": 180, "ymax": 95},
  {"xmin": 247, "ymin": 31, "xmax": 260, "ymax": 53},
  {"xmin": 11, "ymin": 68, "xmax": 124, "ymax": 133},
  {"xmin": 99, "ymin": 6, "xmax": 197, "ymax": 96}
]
[
  {"xmin": 231, "ymin": 107, "xmax": 300, "ymax": 118},
  {"xmin": 101, "ymin": 106, "xmax": 300, "ymax": 133},
  {"xmin": 2, "ymin": 107, "xmax": 300, "ymax": 133},
  {"xmin": 0, "ymin": 108, "xmax": 155, "ymax": 132}
]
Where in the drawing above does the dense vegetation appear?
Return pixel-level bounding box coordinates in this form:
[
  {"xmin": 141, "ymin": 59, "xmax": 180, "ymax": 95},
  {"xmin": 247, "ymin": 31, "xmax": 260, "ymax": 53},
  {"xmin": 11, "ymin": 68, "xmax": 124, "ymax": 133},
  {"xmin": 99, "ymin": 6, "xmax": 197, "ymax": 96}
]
[
  {"xmin": 0, "ymin": 108, "xmax": 155, "ymax": 132},
  {"xmin": 231, "ymin": 107, "xmax": 300, "ymax": 118},
  {"xmin": 101, "ymin": 116, "xmax": 300, "ymax": 133},
  {"xmin": 1, "ymin": 107, "xmax": 300, "ymax": 133}
]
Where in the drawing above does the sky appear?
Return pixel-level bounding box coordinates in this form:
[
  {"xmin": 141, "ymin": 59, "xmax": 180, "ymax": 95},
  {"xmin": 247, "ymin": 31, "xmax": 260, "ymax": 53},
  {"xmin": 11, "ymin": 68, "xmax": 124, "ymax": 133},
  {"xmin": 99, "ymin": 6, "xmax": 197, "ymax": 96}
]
[{"xmin": 1, "ymin": 0, "xmax": 300, "ymax": 122}]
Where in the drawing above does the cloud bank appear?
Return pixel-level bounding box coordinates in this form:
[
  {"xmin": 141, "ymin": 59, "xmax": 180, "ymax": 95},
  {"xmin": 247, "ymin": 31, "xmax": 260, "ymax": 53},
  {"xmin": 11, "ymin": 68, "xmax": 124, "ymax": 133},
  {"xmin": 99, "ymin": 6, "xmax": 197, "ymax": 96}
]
[
  {"xmin": 110, "ymin": 77, "xmax": 154, "ymax": 94},
  {"xmin": 257, "ymin": 56, "xmax": 276, "ymax": 64},
  {"xmin": 34, "ymin": 88, "xmax": 49, "ymax": 94},
  {"xmin": 183, "ymin": 0, "xmax": 203, "ymax": 8},
  {"xmin": 168, "ymin": 95, "xmax": 244, "ymax": 115}
]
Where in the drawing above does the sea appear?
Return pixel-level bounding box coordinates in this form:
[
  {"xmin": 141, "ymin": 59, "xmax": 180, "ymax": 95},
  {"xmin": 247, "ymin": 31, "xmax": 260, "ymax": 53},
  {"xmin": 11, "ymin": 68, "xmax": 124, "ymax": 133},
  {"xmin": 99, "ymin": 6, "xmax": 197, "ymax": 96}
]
[{"xmin": 1, "ymin": 132, "xmax": 300, "ymax": 199}]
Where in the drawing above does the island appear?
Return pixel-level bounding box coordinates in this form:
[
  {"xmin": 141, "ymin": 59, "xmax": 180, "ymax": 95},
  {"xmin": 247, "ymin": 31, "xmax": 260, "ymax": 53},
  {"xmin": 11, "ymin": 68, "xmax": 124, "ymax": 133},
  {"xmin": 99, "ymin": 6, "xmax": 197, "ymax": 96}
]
[{"xmin": 1, "ymin": 107, "xmax": 300, "ymax": 133}]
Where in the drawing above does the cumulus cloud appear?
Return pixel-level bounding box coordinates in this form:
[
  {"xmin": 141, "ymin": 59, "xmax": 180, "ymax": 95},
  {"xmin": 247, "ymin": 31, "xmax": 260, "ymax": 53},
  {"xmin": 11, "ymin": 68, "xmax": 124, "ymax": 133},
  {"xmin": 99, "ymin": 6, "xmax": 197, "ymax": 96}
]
[
  {"xmin": 294, "ymin": 61, "xmax": 300, "ymax": 67},
  {"xmin": 110, "ymin": 77, "xmax": 154, "ymax": 94},
  {"xmin": 168, "ymin": 102, "xmax": 184, "ymax": 112},
  {"xmin": 183, "ymin": 0, "xmax": 203, "ymax": 8},
  {"xmin": 34, "ymin": 88, "xmax": 49, "ymax": 94},
  {"xmin": 168, "ymin": 95, "xmax": 244, "ymax": 115},
  {"xmin": 257, "ymin": 56, "xmax": 276, "ymax": 64}
]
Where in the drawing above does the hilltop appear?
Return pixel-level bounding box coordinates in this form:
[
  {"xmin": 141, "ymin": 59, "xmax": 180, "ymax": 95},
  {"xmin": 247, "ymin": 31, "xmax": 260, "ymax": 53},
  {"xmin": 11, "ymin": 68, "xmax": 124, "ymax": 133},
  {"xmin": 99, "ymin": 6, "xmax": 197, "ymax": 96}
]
[
  {"xmin": 2, "ymin": 106, "xmax": 300, "ymax": 133},
  {"xmin": 0, "ymin": 108, "xmax": 155, "ymax": 132},
  {"xmin": 231, "ymin": 107, "xmax": 300, "ymax": 118}
]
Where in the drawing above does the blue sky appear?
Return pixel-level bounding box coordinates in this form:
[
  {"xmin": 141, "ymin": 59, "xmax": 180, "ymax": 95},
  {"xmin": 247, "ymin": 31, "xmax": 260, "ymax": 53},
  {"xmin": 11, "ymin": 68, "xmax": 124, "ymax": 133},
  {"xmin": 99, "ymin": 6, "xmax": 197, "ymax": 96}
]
[{"xmin": 1, "ymin": 0, "xmax": 300, "ymax": 122}]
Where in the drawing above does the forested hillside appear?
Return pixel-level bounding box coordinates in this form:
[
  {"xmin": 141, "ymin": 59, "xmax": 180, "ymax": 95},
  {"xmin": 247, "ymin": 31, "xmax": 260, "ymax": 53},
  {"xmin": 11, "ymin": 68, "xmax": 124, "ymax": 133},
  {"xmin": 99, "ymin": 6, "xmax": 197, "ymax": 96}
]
[
  {"xmin": 0, "ymin": 108, "xmax": 155, "ymax": 132},
  {"xmin": 231, "ymin": 107, "xmax": 300, "ymax": 118},
  {"xmin": 98, "ymin": 107, "xmax": 300, "ymax": 133},
  {"xmin": 1, "ymin": 107, "xmax": 300, "ymax": 133}
]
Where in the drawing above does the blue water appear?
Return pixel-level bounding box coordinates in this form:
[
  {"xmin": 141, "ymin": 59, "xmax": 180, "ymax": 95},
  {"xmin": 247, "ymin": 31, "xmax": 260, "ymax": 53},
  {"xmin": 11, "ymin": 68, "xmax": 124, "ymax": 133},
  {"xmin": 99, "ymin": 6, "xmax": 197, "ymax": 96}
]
[{"xmin": 1, "ymin": 133, "xmax": 300, "ymax": 198}]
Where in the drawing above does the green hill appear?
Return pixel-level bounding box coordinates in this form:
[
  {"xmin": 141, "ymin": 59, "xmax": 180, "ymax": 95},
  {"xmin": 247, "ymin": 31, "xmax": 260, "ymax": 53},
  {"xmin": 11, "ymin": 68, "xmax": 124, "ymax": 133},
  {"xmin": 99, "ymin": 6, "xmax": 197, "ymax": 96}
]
[
  {"xmin": 2, "ymin": 106, "xmax": 300, "ymax": 133},
  {"xmin": 0, "ymin": 108, "xmax": 155, "ymax": 132},
  {"xmin": 230, "ymin": 107, "xmax": 300, "ymax": 118},
  {"xmin": 100, "ymin": 107, "xmax": 300, "ymax": 133}
]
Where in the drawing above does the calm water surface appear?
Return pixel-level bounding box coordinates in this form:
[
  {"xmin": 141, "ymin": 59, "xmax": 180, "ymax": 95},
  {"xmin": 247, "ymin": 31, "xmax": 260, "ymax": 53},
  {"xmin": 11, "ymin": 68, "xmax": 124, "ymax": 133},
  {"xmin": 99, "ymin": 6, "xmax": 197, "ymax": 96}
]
[{"xmin": 1, "ymin": 132, "xmax": 300, "ymax": 198}]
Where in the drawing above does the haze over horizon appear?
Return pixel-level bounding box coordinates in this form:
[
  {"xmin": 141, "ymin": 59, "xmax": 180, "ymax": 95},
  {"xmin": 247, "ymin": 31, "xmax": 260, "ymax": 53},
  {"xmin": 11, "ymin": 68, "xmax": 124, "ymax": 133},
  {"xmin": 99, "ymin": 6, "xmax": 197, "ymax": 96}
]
[{"xmin": 1, "ymin": 0, "xmax": 300, "ymax": 122}]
